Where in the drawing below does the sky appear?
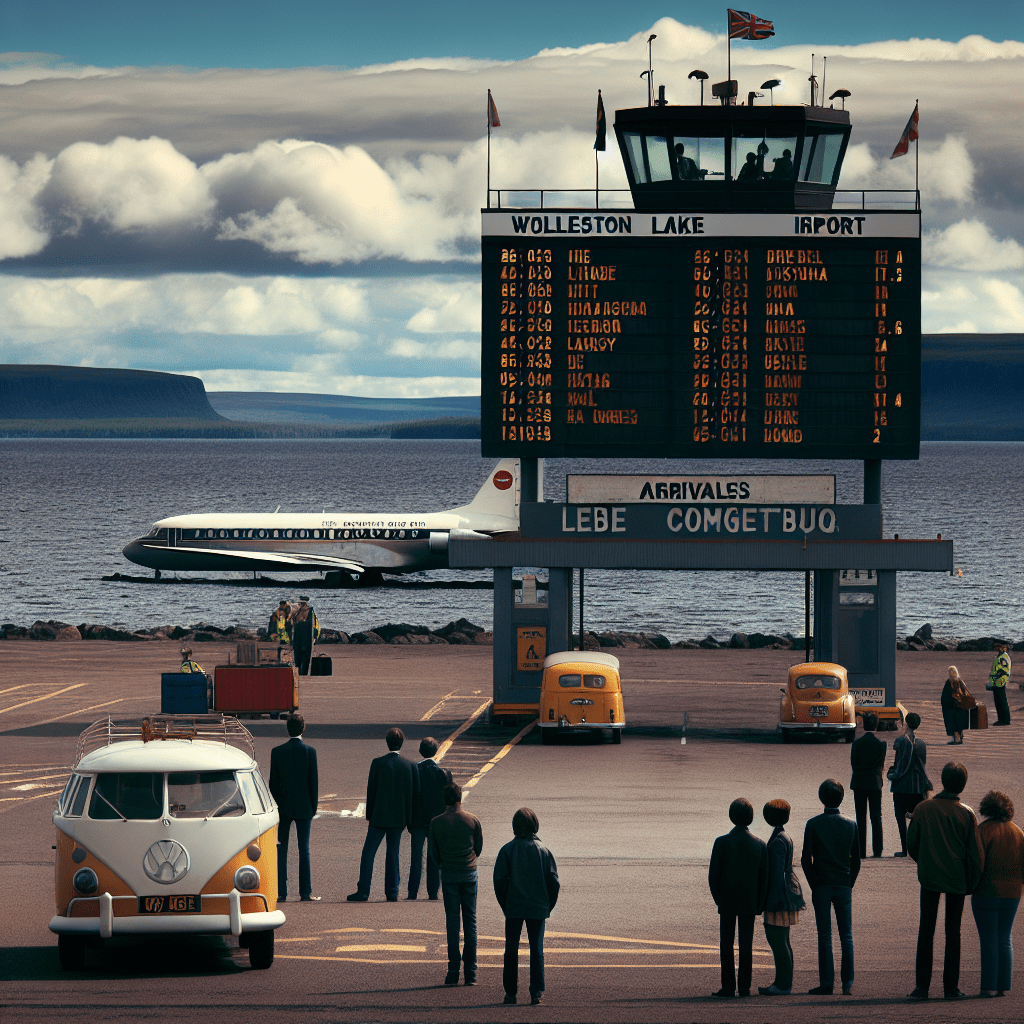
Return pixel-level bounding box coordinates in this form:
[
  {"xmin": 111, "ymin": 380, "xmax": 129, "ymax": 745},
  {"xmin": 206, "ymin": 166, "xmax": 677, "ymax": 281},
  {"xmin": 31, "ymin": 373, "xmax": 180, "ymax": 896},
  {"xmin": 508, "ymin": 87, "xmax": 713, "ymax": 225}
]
[{"xmin": 0, "ymin": 1, "xmax": 1021, "ymax": 399}]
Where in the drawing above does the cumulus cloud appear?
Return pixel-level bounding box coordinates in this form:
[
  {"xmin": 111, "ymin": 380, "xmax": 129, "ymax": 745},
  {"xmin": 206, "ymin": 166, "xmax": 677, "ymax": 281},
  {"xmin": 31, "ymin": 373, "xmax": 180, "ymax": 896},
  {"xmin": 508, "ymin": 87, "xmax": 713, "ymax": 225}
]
[
  {"xmin": 839, "ymin": 135, "xmax": 975, "ymax": 205},
  {"xmin": 388, "ymin": 337, "xmax": 479, "ymax": 360},
  {"xmin": 0, "ymin": 153, "xmax": 51, "ymax": 257},
  {"xmin": 924, "ymin": 219, "xmax": 1024, "ymax": 270},
  {"xmin": 922, "ymin": 270, "xmax": 1024, "ymax": 334}
]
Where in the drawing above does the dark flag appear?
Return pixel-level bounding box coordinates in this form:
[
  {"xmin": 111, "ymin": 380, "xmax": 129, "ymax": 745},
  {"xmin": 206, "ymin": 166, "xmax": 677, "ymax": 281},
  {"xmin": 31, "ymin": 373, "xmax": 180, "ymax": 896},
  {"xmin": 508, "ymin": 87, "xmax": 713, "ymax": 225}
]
[
  {"xmin": 594, "ymin": 91, "xmax": 606, "ymax": 151},
  {"xmin": 890, "ymin": 103, "xmax": 919, "ymax": 159},
  {"xmin": 487, "ymin": 90, "xmax": 501, "ymax": 129},
  {"xmin": 728, "ymin": 9, "xmax": 775, "ymax": 39}
]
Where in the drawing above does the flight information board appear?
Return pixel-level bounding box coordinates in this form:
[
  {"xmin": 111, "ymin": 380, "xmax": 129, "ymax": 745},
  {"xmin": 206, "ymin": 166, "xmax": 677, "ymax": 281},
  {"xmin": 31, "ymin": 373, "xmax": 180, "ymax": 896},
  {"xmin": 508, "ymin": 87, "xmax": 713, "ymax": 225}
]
[{"xmin": 480, "ymin": 210, "xmax": 921, "ymax": 459}]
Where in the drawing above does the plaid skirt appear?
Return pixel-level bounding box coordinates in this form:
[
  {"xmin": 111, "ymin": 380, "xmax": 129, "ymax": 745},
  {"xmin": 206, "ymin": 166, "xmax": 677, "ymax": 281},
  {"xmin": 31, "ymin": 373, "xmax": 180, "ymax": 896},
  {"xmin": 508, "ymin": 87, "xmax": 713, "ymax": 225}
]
[{"xmin": 763, "ymin": 910, "xmax": 800, "ymax": 927}]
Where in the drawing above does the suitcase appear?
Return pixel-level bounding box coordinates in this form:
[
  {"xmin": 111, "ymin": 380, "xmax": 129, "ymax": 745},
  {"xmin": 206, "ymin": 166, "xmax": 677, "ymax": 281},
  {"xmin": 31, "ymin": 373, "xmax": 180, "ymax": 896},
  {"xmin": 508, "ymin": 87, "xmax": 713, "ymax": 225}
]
[
  {"xmin": 969, "ymin": 703, "xmax": 988, "ymax": 729},
  {"xmin": 310, "ymin": 655, "xmax": 333, "ymax": 676}
]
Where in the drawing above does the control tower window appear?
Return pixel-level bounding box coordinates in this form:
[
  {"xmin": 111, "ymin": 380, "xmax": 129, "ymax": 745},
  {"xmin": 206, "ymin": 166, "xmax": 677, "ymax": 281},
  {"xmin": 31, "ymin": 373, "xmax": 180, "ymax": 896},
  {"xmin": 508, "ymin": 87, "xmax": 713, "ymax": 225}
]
[
  {"xmin": 800, "ymin": 132, "xmax": 844, "ymax": 184},
  {"xmin": 623, "ymin": 132, "xmax": 646, "ymax": 182},
  {"xmin": 646, "ymin": 136, "xmax": 673, "ymax": 181},
  {"xmin": 732, "ymin": 134, "xmax": 798, "ymax": 183},
  {"xmin": 673, "ymin": 137, "xmax": 724, "ymax": 181}
]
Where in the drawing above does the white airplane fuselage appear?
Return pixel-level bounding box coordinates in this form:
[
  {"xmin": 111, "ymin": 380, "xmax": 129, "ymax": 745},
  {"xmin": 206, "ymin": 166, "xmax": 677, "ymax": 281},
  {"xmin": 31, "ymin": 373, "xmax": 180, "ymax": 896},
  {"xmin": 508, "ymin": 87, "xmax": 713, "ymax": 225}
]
[{"xmin": 122, "ymin": 459, "xmax": 527, "ymax": 576}]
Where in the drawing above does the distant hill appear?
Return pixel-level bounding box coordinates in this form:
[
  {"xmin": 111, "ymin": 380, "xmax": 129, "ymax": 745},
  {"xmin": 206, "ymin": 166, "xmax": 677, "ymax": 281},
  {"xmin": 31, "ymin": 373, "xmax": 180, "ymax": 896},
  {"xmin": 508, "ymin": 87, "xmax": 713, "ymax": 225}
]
[
  {"xmin": 207, "ymin": 391, "xmax": 480, "ymax": 425},
  {"xmin": 0, "ymin": 365, "xmax": 224, "ymax": 421}
]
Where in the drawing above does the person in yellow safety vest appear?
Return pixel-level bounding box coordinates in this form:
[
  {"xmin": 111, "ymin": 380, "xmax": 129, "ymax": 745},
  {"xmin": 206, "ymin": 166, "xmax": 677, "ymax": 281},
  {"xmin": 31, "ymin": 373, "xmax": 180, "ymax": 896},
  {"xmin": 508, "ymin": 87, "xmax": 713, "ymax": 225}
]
[
  {"xmin": 269, "ymin": 600, "xmax": 292, "ymax": 644},
  {"xmin": 180, "ymin": 648, "xmax": 204, "ymax": 673},
  {"xmin": 989, "ymin": 644, "xmax": 1011, "ymax": 726}
]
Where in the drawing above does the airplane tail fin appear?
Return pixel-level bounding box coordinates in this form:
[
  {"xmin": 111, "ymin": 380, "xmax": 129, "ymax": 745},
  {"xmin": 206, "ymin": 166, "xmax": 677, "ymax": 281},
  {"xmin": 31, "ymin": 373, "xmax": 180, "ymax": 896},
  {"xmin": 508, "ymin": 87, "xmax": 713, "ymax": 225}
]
[{"xmin": 448, "ymin": 459, "xmax": 540, "ymax": 529}]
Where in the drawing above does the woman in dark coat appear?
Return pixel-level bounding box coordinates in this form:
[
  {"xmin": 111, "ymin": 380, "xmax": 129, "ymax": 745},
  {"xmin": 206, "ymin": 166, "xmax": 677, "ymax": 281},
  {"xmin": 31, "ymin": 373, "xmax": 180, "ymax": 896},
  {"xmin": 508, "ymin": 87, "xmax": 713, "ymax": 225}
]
[
  {"xmin": 758, "ymin": 798, "xmax": 804, "ymax": 995},
  {"xmin": 940, "ymin": 666, "xmax": 971, "ymax": 744}
]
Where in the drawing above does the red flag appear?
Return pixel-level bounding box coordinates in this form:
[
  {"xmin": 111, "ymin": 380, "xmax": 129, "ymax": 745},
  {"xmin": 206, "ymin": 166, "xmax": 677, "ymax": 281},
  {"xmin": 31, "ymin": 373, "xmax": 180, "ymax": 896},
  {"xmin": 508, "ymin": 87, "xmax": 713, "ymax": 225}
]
[
  {"xmin": 890, "ymin": 103, "xmax": 919, "ymax": 159},
  {"xmin": 594, "ymin": 91, "xmax": 606, "ymax": 152},
  {"xmin": 728, "ymin": 9, "xmax": 775, "ymax": 40},
  {"xmin": 487, "ymin": 90, "xmax": 501, "ymax": 129}
]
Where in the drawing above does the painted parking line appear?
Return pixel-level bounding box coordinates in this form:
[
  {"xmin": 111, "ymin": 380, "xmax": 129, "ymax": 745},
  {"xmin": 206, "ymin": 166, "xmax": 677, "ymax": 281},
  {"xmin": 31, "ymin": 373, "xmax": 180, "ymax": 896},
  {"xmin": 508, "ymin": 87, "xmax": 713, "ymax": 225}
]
[
  {"xmin": 462, "ymin": 717, "xmax": 538, "ymax": 792},
  {"xmin": 0, "ymin": 683, "xmax": 86, "ymax": 715},
  {"xmin": 434, "ymin": 699, "xmax": 493, "ymax": 759}
]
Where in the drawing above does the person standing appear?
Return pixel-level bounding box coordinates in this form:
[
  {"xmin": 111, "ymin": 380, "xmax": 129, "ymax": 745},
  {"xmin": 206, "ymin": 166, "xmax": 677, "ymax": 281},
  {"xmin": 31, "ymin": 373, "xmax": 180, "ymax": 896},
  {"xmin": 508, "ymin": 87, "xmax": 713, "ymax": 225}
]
[
  {"xmin": 708, "ymin": 797, "xmax": 768, "ymax": 998},
  {"xmin": 348, "ymin": 727, "xmax": 417, "ymax": 902},
  {"xmin": 971, "ymin": 790, "xmax": 1024, "ymax": 997},
  {"xmin": 407, "ymin": 737, "xmax": 452, "ymax": 901},
  {"xmin": 291, "ymin": 596, "xmax": 320, "ymax": 676},
  {"xmin": 801, "ymin": 778, "xmax": 861, "ymax": 996},
  {"xmin": 268, "ymin": 600, "xmax": 292, "ymax": 645},
  {"xmin": 268, "ymin": 713, "xmax": 319, "ymax": 902},
  {"xmin": 758, "ymin": 799, "xmax": 805, "ymax": 996},
  {"xmin": 988, "ymin": 645, "xmax": 1012, "ymax": 725},
  {"xmin": 906, "ymin": 761, "xmax": 985, "ymax": 1001},
  {"xmin": 428, "ymin": 783, "xmax": 483, "ymax": 987},
  {"xmin": 850, "ymin": 711, "xmax": 887, "ymax": 858},
  {"xmin": 179, "ymin": 647, "xmax": 204, "ymax": 673},
  {"xmin": 940, "ymin": 666, "xmax": 971, "ymax": 745},
  {"xmin": 493, "ymin": 807, "xmax": 560, "ymax": 1006},
  {"xmin": 889, "ymin": 712, "xmax": 932, "ymax": 857}
]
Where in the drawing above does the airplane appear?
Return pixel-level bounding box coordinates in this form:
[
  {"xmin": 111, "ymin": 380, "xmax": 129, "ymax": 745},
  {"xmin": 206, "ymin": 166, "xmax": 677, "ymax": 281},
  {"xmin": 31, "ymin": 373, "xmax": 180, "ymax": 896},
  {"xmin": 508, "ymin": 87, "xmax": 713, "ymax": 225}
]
[{"xmin": 122, "ymin": 458, "xmax": 534, "ymax": 582}]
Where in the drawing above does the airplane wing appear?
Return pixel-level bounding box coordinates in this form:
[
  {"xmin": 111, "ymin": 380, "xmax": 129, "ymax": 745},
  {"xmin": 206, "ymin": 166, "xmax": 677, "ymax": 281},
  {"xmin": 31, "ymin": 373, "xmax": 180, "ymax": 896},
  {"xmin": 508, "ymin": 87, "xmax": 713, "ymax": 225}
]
[{"xmin": 171, "ymin": 545, "xmax": 365, "ymax": 574}]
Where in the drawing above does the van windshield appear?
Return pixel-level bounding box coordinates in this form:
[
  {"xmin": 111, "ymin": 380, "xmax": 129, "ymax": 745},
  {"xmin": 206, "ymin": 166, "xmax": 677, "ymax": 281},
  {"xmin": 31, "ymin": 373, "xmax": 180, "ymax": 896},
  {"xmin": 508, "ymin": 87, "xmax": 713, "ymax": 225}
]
[
  {"xmin": 89, "ymin": 773, "xmax": 163, "ymax": 820},
  {"xmin": 796, "ymin": 676, "xmax": 842, "ymax": 690},
  {"xmin": 168, "ymin": 771, "xmax": 244, "ymax": 818}
]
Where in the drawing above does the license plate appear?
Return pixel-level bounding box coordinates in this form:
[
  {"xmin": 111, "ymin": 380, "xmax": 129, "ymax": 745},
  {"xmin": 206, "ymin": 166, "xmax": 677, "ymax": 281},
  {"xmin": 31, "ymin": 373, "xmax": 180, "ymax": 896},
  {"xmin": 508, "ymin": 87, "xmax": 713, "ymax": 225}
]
[
  {"xmin": 139, "ymin": 894, "xmax": 201, "ymax": 914},
  {"xmin": 808, "ymin": 706, "xmax": 829, "ymax": 718}
]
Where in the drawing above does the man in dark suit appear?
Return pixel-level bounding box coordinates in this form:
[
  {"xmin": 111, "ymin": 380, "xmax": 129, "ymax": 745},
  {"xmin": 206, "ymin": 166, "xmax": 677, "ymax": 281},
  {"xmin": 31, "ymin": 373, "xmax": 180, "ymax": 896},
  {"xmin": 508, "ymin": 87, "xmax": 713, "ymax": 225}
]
[
  {"xmin": 708, "ymin": 797, "xmax": 768, "ymax": 997},
  {"xmin": 802, "ymin": 778, "xmax": 861, "ymax": 995},
  {"xmin": 850, "ymin": 711, "xmax": 887, "ymax": 858},
  {"xmin": 348, "ymin": 727, "xmax": 418, "ymax": 902},
  {"xmin": 407, "ymin": 736, "xmax": 452, "ymax": 901},
  {"xmin": 269, "ymin": 713, "xmax": 319, "ymax": 902}
]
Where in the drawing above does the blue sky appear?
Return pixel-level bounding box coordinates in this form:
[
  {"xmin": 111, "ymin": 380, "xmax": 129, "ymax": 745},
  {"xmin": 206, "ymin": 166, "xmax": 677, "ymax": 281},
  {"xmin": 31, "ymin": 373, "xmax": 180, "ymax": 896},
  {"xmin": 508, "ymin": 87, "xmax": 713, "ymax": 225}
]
[{"xmin": 0, "ymin": 3, "xmax": 1021, "ymax": 398}]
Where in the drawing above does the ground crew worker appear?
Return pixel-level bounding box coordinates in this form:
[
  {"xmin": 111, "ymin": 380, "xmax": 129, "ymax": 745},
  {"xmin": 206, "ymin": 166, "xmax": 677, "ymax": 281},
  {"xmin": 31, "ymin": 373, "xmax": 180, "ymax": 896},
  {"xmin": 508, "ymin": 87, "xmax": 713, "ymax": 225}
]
[
  {"xmin": 179, "ymin": 648, "xmax": 204, "ymax": 673},
  {"xmin": 291, "ymin": 597, "xmax": 320, "ymax": 676},
  {"xmin": 269, "ymin": 600, "xmax": 292, "ymax": 644},
  {"xmin": 989, "ymin": 644, "xmax": 1011, "ymax": 725}
]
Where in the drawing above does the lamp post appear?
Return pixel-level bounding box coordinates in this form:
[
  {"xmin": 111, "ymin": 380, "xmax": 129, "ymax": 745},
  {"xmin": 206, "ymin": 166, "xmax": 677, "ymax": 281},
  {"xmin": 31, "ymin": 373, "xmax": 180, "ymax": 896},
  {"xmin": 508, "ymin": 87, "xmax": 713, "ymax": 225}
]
[{"xmin": 646, "ymin": 34, "xmax": 657, "ymax": 107}]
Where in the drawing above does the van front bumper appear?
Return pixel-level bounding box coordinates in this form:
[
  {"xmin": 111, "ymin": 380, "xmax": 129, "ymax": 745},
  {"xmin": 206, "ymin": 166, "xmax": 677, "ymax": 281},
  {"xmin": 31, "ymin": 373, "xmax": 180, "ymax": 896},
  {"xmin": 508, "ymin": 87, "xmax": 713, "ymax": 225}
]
[
  {"xmin": 50, "ymin": 889, "xmax": 285, "ymax": 938},
  {"xmin": 540, "ymin": 721, "xmax": 624, "ymax": 732}
]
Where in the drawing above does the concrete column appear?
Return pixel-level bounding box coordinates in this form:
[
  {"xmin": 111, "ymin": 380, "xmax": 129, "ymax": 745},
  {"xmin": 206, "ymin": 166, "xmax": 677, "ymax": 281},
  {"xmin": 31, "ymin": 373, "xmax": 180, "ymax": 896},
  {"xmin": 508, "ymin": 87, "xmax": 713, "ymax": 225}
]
[
  {"xmin": 546, "ymin": 567, "xmax": 571, "ymax": 655},
  {"xmin": 877, "ymin": 570, "xmax": 897, "ymax": 706},
  {"xmin": 492, "ymin": 567, "xmax": 513, "ymax": 706}
]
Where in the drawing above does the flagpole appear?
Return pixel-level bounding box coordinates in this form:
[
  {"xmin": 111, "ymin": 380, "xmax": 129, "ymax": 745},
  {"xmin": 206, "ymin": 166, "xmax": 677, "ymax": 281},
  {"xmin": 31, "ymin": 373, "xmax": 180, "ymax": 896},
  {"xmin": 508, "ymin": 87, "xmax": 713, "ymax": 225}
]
[
  {"xmin": 487, "ymin": 95, "xmax": 491, "ymax": 210},
  {"xmin": 595, "ymin": 148, "xmax": 599, "ymax": 210},
  {"xmin": 915, "ymin": 98, "xmax": 919, "ymax": 206}
]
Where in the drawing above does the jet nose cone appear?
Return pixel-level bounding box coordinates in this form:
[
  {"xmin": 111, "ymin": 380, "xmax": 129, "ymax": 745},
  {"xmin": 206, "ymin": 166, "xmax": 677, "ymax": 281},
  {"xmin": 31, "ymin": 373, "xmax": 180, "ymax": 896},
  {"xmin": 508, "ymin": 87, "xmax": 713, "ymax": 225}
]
[{"xmin": 122, "ymin": 540, "xmax": 148, "ymax": 567}]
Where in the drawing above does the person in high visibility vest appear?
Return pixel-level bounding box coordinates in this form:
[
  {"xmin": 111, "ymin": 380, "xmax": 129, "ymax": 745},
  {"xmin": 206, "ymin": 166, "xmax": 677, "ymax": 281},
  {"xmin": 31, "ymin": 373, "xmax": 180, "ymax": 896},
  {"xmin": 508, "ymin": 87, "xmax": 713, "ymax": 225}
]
[
  {"xmin": 268, "ymin": 600, "xmax": 292, "ymax": 644},
  {"xmin": 989, "ymin": 644, "xmax": 1011, "ymax": 726},
  {"xmin": 180, "ymin": 648, "xmax": 204, "ymax": 673}
]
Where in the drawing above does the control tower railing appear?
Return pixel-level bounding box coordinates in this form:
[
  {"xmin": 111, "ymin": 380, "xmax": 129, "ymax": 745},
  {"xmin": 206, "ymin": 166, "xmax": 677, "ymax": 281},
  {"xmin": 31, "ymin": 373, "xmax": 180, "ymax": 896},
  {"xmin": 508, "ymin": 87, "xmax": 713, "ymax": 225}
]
[{"xmin": 486, "ymin": 188, "xmax": 919, "ymax": 211}]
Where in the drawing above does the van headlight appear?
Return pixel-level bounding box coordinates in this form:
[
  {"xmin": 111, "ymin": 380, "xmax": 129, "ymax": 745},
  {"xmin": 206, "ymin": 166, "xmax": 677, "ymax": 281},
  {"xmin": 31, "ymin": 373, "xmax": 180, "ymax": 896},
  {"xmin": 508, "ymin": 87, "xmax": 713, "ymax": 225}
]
[
  {"xmin": 73, "ymin": 867, "xmax": 99, "ymax": 895},
  {"xmin": 234, "ymin": 866, "xmax": 261, "ymax": 891}
]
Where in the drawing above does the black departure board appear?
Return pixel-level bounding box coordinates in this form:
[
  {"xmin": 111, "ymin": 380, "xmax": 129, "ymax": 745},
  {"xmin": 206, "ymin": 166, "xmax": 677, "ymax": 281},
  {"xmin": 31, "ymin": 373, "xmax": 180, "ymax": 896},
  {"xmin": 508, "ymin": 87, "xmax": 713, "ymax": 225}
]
[{"xmin": 480, "ymin": 211, "xmax": 921, "ymax": 459}]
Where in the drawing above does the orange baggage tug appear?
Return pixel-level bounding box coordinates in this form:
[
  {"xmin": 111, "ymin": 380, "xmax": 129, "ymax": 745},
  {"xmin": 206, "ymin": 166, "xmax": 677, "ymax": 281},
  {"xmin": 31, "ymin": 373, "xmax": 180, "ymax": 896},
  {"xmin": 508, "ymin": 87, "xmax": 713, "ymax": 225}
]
[{"xmin": 50, "ymin": 714, "xmax": 284, "ymax": 971}]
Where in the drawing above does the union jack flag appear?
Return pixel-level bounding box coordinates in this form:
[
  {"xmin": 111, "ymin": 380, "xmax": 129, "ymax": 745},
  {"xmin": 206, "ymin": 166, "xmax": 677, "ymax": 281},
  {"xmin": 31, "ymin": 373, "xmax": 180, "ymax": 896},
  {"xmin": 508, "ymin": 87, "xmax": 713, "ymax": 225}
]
[
  {"xmin": 890, "ymin": 103, "xmax": 919, "ymax": 159},
  {"xmin": 728, "ymin": 9, "xmax": 775, "ymax": 40}
]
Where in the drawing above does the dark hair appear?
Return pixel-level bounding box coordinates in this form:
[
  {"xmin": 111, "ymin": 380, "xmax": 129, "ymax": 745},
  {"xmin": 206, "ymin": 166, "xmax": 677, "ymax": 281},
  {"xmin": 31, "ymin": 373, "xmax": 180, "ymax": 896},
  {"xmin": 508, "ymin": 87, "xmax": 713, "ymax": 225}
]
[
  {"xmin": 941, "ymin": 761, "xmax": 968, "ymax": 794},
  {"xmin": 442, "ymin": 782, "xmax": 462, "ymax": 805},
  {"xmin": 905, "ymin": 712, "xmax": 921, "ymax": 730},
  {"xmin": 861, "ymin": 712, "xmax": 878, "ymax": 731},
  {"xmin": 286, "ymin": 713, "xmax": 305, "ymax": 737},
  {"xmin": 385, "ymin": 727, "xmax": 405, "ymax": 751},
  {"xmin": 763, "ymin": 798, "xmax": 791, "ymax": 827},
  {"xmin": 419, "ymin": 736, "xmax": 439, "ymax": 758},
  {"xmin": 728, "ymin": 797, "xmax": 754, "ymax": 827},
  {"xmin": 979, "ymin": 790, "xmax": 1014, "ymax": 822},
  {"xmin": 818, "ymin": 778, "xmax": 845, "ymax": 808},
  {"xmin": 513, "ymin": 807, "xmax": 540, "ymax": 836}
]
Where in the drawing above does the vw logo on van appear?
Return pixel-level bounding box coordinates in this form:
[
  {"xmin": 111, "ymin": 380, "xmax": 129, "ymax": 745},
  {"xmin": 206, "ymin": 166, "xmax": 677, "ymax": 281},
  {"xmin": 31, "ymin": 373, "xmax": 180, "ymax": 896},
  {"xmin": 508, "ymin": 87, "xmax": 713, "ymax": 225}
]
[{"xmin": 143, "ymin": 840, "xmax": 190, "ymax": 884}]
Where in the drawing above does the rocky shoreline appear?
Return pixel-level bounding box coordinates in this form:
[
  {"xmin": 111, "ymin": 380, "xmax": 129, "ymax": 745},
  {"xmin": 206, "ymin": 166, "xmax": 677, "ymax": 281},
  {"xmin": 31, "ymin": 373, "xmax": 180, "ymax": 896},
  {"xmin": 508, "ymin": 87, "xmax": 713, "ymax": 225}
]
[{"xmin": 1, "ymin": 618, "xmax": 1020, "ymax": 653}]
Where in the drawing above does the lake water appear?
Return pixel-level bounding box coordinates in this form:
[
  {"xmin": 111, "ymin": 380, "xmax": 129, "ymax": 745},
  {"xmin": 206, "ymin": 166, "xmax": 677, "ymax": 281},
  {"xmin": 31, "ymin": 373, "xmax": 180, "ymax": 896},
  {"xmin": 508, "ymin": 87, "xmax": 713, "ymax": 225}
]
[{"xmin": 1, "ymin": 439, "xmax": 1020, "ymax": 643}]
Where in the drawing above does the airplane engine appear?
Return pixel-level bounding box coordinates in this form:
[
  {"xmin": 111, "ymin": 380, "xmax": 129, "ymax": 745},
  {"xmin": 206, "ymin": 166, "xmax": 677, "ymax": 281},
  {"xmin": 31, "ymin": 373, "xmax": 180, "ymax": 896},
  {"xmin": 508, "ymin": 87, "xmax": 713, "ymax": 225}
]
[{"xmin": 428, "ymin": 531, "xmax": 449, "ymax": 553}]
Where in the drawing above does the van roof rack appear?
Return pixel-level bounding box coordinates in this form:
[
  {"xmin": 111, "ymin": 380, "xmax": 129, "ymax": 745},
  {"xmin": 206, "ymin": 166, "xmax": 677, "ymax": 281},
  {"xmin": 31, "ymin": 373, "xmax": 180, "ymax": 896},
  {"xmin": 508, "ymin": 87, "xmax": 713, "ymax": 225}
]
[{"xmin": 75, "ymin": 714, "xmax": 255, "ymax": 765}]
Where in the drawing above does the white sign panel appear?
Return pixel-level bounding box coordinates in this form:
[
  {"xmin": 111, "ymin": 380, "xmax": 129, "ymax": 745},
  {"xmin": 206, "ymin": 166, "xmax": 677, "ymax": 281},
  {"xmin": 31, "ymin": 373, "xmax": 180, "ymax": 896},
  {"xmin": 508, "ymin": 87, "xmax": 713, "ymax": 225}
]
[
  {"xmin": 481, "ymin": 210, "xmax": 920, "ymax": 239},
  {"xmin": 567, "ymin": 474, "xmax": 835, "ymax": 505},
  {"xmin": 850, "ymin": 688, "xmax": 887, "ymax": 707}
]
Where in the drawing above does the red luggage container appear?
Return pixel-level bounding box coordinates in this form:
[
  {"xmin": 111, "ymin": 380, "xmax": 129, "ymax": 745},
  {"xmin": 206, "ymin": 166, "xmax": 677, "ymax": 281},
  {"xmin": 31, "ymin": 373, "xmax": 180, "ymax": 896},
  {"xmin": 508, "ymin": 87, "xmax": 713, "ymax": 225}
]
[{"xmin": 213, "ymin": 664, "xmax": 299, "ymax": 717}]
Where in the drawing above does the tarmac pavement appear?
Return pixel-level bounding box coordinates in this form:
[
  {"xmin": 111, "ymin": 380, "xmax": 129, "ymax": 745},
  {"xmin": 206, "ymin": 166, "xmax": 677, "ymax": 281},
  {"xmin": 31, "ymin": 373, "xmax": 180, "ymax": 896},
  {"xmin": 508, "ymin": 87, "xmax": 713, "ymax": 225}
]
[{"xmin": 1, "ymin": 640, "xmax": 1021, "ymax": 1023}]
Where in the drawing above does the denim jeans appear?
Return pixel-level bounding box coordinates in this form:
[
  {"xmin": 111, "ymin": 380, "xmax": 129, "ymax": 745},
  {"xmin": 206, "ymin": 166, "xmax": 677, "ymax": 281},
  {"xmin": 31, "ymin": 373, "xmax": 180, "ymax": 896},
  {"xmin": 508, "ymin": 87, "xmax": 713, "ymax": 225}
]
[
  {"xmin": 718, "ymin": 912, "xmax": 755, "ymax": 993},
  {"xmin": 811, "ymin": 885, "xmax": 854, "ymax": 988},
  {"xmin": 407, "ymin": 825, "xmax": 439, "ymax": 899},
  {"xmin": 853, "ymin": 789, "xmax": 883, "ymax": 858},
  {"xmin": 504, "ymin": 917, "xmax": 546, "ymax": 997},
  {"xmin": 277, "ymin": 816, "xmax": 312, "ymax": 899},
  {"xmin": 441, "ymin": 877, "xmax": 478, "ymax": 979},
  {"xmin": 355, "ymin": 824, "xmax": 402, "ymax": 899},
  {"xmin": 915, "ymin": 887, "xmax": 965, "ymax": 993},
  {"xmin": 971, "ymin": 894, "xmax": 1018, "ymax": 992}
]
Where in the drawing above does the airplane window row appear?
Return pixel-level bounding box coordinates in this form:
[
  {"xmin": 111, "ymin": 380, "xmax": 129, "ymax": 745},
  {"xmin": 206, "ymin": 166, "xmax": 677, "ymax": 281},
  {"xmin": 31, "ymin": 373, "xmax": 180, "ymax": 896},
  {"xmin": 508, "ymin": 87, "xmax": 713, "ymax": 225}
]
[{"xmin": 148, "ymin": 527, "xmax": 430, "ymax": 542}]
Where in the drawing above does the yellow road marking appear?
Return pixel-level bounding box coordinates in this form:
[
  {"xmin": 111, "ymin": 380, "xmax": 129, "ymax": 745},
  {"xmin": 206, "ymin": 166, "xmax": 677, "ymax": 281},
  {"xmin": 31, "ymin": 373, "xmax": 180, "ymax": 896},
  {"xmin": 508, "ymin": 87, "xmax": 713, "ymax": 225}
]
[
  {"xmin": 27, "ymin": 697, "xmax": 136, "ymax": 729},
  {"xmin": 420, "ymin": 691, "xmax": 457, "ymax": 721},
  {"xmin": 335, "ymin": 944, "xmax": 427, "ymax": 952},
  {"xmin": 382, "ymin": 928, "xmax": 443, "ymax": 935},
  {"xmin": 0, "ymin": 684, "xmax": 34, "ymax": 696},
  {"xmin": 547, "ymin": 930, "xmax": 732, "ymax": 949},
  {"xmin": 322, "ymin": 927, "xmax": 375, "ymax": 933},
  {"xmin": 277, "ymin": 955, "xmax": 724, "ymax": 968},
  {"xmin": 462, "ymin": 717, "xmax": 538, "ymax": 792},
  {"xmin": 275, "ymin": 936, "xmax": 324, "ymax": 942},
  {"xmin": 0, "ymin": 787, "xmax": 65, "ymax": 813},
  {"xmin": 0, "ymin": 684, "xmax": 86, "ymax": 715},
  {"xmin": 4, "ymin": 772, "xmax": 74, "ymax": 786},
  {"xmin": 435, "ymin": 699, "xmax": 492, "ymax": 761}
]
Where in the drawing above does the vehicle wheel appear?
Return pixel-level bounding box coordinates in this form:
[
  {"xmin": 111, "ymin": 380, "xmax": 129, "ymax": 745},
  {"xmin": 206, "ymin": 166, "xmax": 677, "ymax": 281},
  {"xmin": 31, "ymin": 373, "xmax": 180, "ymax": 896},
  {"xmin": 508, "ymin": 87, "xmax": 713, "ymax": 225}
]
[
  {"xmin": 781, "ymin": 731, "xmax": 792, "ymax": 744},
  {"xmin": 541, "ymin": 728, "xmax": 554, "ymax": 745},
  {"xmin": 58, "ymin": 935, "xmax": 86, "ymax": 971},
  {"xmin": 248, "ymin": 929, "xmax": 274, "ymax": 969},
  {"xmin": 238, "ymin": 932, "xmax": 251, "ymax": 949},
  {"xmin": 612, "ymin": 729, "xmax": 622, "ymax": 744}
]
